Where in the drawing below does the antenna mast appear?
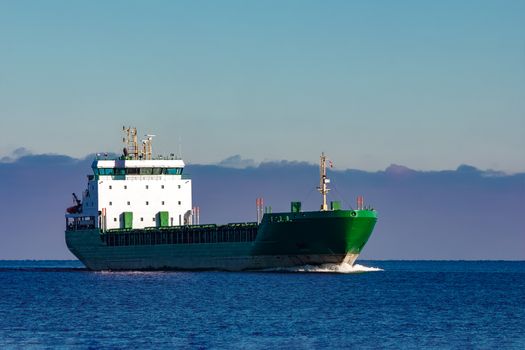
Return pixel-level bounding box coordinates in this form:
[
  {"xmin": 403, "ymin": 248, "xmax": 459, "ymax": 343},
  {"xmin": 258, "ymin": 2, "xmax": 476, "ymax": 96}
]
[
  {"xmin": 317, "ymin": 152, "xmax": 330, "ymax": 211},
  {"xmin": 178, "ymin": 136, "xmax": 182, "ymax": 159},
  {"xmin": 142, "ymin": 135, "xmax": 156, "ymax": 160},
  {"xmin": 123, "ymin": 126, "xmax": 139, "ymax": 159}
]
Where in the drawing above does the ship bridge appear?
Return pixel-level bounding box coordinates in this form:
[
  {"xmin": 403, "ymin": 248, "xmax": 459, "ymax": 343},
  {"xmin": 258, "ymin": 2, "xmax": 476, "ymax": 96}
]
[
  {"xmin": 67, "ymin": 127, "xmax": 193, "ymax": 232},
  {"xmin": 91, "ymin": 159, "xmax": 185, "ymax": 177}
]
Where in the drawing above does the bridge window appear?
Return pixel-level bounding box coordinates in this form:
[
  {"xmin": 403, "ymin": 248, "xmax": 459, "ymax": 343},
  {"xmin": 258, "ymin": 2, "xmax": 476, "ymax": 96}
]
[
  {"xmin": 166, "ymin": 168, "xmax": 183, "ymax": 175},
  {"xmin": 96, "ymin": 167, "xmax": 183, "ymax": 176},
  {"xmin": 97, "ymin": 168, "xmax": 114, "ymax": 175},
  {"xmin": 126, "ymin": 168, "xmax": 139, "ymax": 175}
]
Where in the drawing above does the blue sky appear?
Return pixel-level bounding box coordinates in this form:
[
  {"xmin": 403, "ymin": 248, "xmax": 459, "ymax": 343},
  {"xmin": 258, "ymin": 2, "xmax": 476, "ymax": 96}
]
[{"xmin": 1, "ymin": 0, "xmax": 524, "ymax": 172}]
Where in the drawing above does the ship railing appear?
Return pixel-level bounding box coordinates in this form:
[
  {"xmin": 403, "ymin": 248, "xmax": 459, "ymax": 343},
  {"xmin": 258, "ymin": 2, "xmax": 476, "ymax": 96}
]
[{"xmin": 225, "ymin": 222, "xmax": 259, "ymax": 227}]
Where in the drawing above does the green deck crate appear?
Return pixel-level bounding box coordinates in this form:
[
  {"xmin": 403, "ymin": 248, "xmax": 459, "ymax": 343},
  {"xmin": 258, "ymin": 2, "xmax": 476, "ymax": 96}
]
[
  {"xmin": 291, "ymin": 201, "xmax": 301, "ymax": 213},
  {"xmin": 157, "ymin": 211, "xmax": 169, "ymax": 227},
  {"xmin": 330, "ymin": 201, "xmax": 341, "ymax": 210},
  {"xmin": 122, "ymin": 211, "xmax": 133, "ymax": 229}
]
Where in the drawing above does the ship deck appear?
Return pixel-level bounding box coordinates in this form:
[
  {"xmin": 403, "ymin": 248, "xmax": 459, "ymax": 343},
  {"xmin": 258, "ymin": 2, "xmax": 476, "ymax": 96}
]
[{"xmin": 100, "ymin": 223, "xmax": 259, "ymax": 247}]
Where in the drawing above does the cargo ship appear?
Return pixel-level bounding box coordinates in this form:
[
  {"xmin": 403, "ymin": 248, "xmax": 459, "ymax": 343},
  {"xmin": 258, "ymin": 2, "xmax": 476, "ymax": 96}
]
[{"xmin": 65, "ymin": 127, "xmax": 377, "ymax": 271}]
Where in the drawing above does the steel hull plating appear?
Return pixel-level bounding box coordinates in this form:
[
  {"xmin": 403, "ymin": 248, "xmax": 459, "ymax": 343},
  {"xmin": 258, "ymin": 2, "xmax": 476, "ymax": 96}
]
[{"xmin": 65, "ymin": 210, "xmax": 377, "ymax": 271}]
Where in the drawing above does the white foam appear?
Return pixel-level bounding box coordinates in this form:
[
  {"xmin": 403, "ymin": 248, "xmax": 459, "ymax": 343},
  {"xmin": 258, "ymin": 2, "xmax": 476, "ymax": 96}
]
[
  {"xmin": 264, "ymin": 262, "xmax": 383, "ymax": 273},
  {"xmin": 92, "ymin": 263, "xmax": 383, "ymax": 274}
]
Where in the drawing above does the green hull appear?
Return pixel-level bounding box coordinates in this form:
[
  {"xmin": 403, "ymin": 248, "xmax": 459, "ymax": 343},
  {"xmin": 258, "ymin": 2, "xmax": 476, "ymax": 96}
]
[{"xmin": 65, "ymin": 210, "xmax": 377, "ymax": 271}]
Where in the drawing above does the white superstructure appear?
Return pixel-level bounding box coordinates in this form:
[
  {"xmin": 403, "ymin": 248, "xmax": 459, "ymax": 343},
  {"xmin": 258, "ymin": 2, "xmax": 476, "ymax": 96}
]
[{"xmin": 66, "ymin": 127, "xmax": 192, "ymax": 231}]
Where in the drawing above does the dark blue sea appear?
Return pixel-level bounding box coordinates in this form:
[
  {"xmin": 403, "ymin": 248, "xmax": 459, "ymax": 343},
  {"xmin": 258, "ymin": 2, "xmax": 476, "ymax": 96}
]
[{"xmin": 1, "ymin": 261, "xmax": 524, "ymax": 349}]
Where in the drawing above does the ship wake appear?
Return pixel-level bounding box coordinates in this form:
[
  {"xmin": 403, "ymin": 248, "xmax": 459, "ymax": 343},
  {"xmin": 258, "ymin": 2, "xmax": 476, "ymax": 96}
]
[{"xmin": 263, "ymin": 263, "xmax": 383, "ymax": 274}]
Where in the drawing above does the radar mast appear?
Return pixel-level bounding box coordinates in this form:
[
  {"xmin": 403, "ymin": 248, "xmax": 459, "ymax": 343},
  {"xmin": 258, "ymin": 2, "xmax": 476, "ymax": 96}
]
[
  {"xmin": 123, "ymin": 126, "xmax": 139, "ymax": 159},
  {"xmin": 318, "ymin": 153, "xmax": 331, "ymax": 211}
]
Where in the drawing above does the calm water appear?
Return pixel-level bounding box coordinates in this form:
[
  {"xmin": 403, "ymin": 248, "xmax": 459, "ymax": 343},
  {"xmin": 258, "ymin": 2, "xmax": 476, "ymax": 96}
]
[{"xmin": 1, "ymin": 261, "xmax": 524, "ymax": 349}]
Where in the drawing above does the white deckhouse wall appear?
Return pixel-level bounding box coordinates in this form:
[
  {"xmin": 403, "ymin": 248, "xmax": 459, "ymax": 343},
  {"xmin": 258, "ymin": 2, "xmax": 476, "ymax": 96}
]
[{"xmin": 80, "ymin": 159, "xmax": 192, "ymax": 230}]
